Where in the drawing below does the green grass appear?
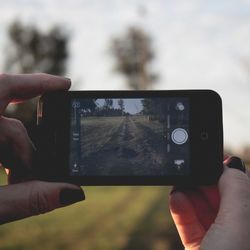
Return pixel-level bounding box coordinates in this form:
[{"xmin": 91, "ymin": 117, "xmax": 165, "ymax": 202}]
[{"xmin": 0, "ymin": 170, "xmax": 183, "ymax": 250}]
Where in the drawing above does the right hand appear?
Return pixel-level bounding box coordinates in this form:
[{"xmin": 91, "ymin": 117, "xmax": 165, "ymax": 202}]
[
  {"xmin": 169, "ymin": 156, "xmax": 250, "ymax": 250},
  {"xmin": 0, "ymin": 73, "xmax": 85, "ymax": 224}
]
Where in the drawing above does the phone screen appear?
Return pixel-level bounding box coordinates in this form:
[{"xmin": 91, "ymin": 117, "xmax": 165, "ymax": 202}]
[{"xmin": 69, "ymin": 97, "xmax": 190, "ymax": 176}]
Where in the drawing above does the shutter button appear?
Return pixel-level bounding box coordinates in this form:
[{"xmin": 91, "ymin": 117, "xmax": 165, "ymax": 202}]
[{"xmin": 171, "ymin": 128, "xmax": 188, "ymax": 145}]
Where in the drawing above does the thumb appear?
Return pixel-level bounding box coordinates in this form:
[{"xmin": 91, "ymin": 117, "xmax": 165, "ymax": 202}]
[
  {"xmin": 218, "ymin": 157, "xmax": 249, "ymax": 224},
  {"xmin": 204, "ymin": 157, "xmax": 250, "ymax": 249},
  {"xmin": 0, "ymin": 180, "xmax": 85, "ymax": 224},
  {"xmin": 203, "ymin": 157, "xmax": 250, "ymax": 249}
]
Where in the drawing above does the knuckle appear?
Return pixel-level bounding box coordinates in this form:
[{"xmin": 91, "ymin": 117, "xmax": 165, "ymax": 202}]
[
  {"xmin": 8, "ymin": 118, "xmax": 26, "ymax": 133},
  {"xmin": 34, "ymin": 73, "xmax": 50, "ymax": 91},
  {"xmin": 36, "ymin": 72, "xmax": 49, "ymax": 81},
  {"xmin": 13, "ymin": 119, "xmax": 25, "ymax": 130},
  {"xmin": 28, "ymin": 181, "xmax": 51, "ymax": 215},
  {"xmin": 0, "ymin": 118, "xmax": 28, "ymax": 146}
]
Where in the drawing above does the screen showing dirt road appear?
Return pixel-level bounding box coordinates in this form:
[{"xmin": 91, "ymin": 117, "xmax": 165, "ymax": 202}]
[{"xmin": 69, "ymin": 97, "xmax": 190, "ymax": 176}]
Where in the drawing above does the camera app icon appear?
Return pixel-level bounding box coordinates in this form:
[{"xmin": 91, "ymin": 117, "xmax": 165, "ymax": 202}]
[{"xmin": 171, "ymin": 128, "xmax": 188, "ymax": 145}]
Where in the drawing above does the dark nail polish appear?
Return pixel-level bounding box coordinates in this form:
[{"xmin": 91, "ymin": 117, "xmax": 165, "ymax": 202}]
[
  {"xmin": 65, "ymin": 77, "xmax": 71, "ymax": 82},
  {"xmin": 60, "ymin": 188, "xmax": 85, "ymax": 206},
  {"xmin": 170, "ymin": 187, "xmax": 177, "ymax": 195},
  {"xmin": 227, "ymin": 156, "xmax": 246, "ymax": 173}
]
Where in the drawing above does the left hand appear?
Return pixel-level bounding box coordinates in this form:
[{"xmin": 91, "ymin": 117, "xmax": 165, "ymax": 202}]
[{"xmin": 0, "ymin": 73, "xmax": 85, "ymax": 224}]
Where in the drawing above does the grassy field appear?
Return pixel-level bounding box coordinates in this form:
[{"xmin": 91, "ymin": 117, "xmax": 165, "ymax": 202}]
[{"xmin": 0, "ymin": 170, "xmax": 183, "ymax": 250}]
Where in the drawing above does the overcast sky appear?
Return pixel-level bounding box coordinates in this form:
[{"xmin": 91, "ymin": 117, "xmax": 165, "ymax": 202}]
[
  {"xmin": 95, "ymin": 99, "xmax": 143, "ymax": 114},
  {"xmin": 1, "ymin": 0, "xmax": 250, "ymax": 151}
]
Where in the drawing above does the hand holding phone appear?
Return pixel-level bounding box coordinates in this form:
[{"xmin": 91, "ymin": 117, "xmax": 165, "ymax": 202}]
[{"xmin": 170, "ymin": 156, "xmax": 250, "ymax": 250}]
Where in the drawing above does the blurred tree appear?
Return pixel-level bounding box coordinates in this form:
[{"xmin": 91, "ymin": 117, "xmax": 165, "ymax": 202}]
[
  {"xmin": 4, "ymin": 20, "xmax": 69, "ymax": 123},
  {"xmin": 5, "ymin": 21, "xmax": 68, "ymax": 75},
  {"xmin": 111, "ymin": 27, "xmax": 158, "ymax": 90}
]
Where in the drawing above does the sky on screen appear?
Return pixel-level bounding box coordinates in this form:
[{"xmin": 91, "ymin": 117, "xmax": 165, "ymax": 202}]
[{"xmin": 95, "ymin": 99, "xmax": 143, "ymax": 114}]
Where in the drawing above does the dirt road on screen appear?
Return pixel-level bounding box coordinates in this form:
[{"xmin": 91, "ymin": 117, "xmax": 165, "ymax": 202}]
[{"xmin": 80, "ymin": 116, "xmax": 168, "ymax": 175}]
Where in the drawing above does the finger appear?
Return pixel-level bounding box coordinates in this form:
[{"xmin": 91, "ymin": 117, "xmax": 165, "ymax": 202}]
[
  {"xmin": 199, "ymin": 185, "xmax": 220, "ymax": 212},
  {"xmin": 185, "ymin": 190, "xmax": 217, "ymax": 231},
  {"xmin": 0, "ymin": 117, "xmax": 33, "ymax": 166},
  {"xmin": 246, "ymin": 168, "xmax": 250, "ymax": 178},
  {"xmin": 0, "ymin": 181, "xmax": 85, "ymax": 224},
  {"xmin": 169, "ymin": 190, "xmax": 205, "ymax": 249},
  {"xmin": 0, "ymin": 117, "xmax": 35, "ymax": 183},
  {"xmin": 223, "ymin": 154, "xmax": 230, "ymax": 160},
  {"xmin": 0, "ymin": 73, "xmax": 71, "ymax": 113},
  {"xmin": 225, "ymin": 156, "xmax": 250, "ymax": 177},
  {"xmin": 216, "ymin": 165, "xmax": 250, "ymax": 227}
]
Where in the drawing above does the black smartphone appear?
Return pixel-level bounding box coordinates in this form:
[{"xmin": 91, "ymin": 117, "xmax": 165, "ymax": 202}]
[{"xmin": 34, "ymin": 90, "xmax": 223, "ymax": 186}]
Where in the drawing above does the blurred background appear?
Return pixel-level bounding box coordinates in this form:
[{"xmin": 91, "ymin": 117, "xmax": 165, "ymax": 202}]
[{"xmin": 1, "ymin": 0, "xmax": 250, "ymax": 249}]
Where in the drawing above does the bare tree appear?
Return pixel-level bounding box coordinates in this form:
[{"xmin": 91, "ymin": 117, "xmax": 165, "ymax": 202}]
[{"xmin": 111, "ymin": 27, "xmax": 158, "ymax": 90}]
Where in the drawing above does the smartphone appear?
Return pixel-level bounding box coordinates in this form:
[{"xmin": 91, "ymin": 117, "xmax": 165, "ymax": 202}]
[{"xmin": 34, "ymin": 90, "xmax": 223, "ymax": 186}]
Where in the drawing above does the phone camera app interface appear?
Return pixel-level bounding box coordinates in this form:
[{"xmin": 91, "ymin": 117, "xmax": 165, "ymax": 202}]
[{"xmin": 69, "ymin": 97, "xmax": 190, "ymax": 176}]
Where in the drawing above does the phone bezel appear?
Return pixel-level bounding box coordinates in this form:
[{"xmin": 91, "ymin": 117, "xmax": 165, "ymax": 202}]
[{"xmin": 36, "ymin": 90, "xmax": 223, "ymax": 186}]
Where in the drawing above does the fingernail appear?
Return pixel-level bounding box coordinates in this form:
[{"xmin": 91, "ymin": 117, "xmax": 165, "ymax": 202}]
[
  {"xmin": 170, "ymin": 186, "xmax": 178, "ymax": 195},
  {"xmin": 64, "ymin": 77, "xmax": 71, "ymax": 88},
  {"xmin": 227, "ymin": 156, "xmax": 246, "ymax": 173},
  {"xmin": 64, "ymin": 77, "xmax": 71, "ymax": 82},
  {"xmin": 59, "ymin": 188, "xmax": 85, "ymax": 206}
]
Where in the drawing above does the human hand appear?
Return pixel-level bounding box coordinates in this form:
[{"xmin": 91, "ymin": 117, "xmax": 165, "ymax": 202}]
[
  {"xmin": 169, "ymin": 156, "xmax": 250, "ymax": 250},
  {"xmin": 0, "ymin": 73, "xmax": 85, "ymax": 224}
]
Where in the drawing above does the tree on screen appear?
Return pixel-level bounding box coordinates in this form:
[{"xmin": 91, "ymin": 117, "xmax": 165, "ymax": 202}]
[
  {"xmin": 141, "ymin": 98, "xmax": 168, "ymax": 122},
  {"xmin": 80, "ymin": 99, "xmax": 97, "ymax": 113},
  {"xmin": 104, "ymin": 99, "xmax": 113, "ymax": 110},
  {"xmin": 117, "ymin": 99, "xmax": 125, "ymax": 115},
  {"xmin": 111, "ymin": 27, "xmax": 158, "ymax": 90},
  {"xmin": 141, "ymin": 98, "xmax": 154, "ymax": 114}
]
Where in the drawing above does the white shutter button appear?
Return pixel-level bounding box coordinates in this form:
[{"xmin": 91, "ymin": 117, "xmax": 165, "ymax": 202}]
[{"xmin": 171, "ymin": 128, "xmax": 188, "ymax": 145}]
